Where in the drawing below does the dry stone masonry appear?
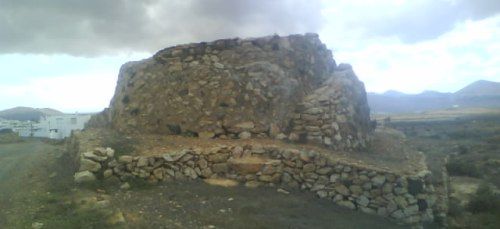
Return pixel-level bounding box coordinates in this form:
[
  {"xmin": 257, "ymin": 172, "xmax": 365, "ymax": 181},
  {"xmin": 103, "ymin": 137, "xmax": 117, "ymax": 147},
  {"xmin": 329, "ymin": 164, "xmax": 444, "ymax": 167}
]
[
  {"xmin": 75, "ymin": 34, "xmax": 442, "ymax": 227},
  {"xmin": 75, "ymin": 145, "xmax": 436, "ymax": 226},
  {"xmin": 108, "ymin": 34, "xmax": 372, "ymax": 151},
  {"xmin": 289, "ymin": 63, "xmax": 372, "ymax": 149}
]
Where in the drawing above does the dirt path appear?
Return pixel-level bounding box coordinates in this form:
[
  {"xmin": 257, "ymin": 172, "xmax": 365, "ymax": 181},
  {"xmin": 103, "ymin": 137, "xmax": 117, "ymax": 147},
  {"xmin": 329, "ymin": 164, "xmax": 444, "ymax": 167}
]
[
  {"xmin": 0, "ymin": 140, "xmax": 409, "ymax": 229},
  {"xmin": 0, "ymin": 140, "xmax": 63, "ymax": 228}
]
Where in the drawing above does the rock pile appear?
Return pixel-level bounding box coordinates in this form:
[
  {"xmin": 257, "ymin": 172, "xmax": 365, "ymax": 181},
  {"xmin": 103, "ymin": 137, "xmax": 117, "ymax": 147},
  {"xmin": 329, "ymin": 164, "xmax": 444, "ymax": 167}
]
[
  {"xmin": 106, "ymin": 34, "xmax": 372, "ymax": 151},
  {"xmin": 75, "ymin": 145, "xmax": 436, "ymax": 225},
  {"xmin": 74, "ymin": 147, "xmax": 114, "ymax": 183}
]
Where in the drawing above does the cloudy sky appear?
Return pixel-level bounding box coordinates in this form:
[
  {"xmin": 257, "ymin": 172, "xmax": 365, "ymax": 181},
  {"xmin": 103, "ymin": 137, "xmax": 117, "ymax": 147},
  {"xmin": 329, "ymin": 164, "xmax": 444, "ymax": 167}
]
[{"xmin": 0, "ymin": 0, "xmax": 499, "ymax": 112}]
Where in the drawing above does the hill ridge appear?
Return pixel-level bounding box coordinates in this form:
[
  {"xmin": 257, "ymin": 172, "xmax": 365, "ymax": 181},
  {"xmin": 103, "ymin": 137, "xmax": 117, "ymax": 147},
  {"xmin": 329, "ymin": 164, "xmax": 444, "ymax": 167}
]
[
  {"xmin": 0, "ymin": 106, "xmax": 64, "ymax": 121},
  {"xmin": 368, "ymin": 80, "xmax": 500, "ymax": 113}
]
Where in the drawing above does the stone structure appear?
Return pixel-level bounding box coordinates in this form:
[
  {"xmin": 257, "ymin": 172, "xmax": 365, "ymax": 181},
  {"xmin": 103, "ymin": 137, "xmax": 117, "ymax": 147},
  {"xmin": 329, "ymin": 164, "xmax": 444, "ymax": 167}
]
[
  {"xmin": 71, "ymin": 34, "xmax": 447, "ymax": 227},
  {"xmin": 107, "ymin": 34, "xmax": 372, "ymax": 151},
  {"xmin": 74, "ymin": 145, "xmax": 436, "ymax": 226}
]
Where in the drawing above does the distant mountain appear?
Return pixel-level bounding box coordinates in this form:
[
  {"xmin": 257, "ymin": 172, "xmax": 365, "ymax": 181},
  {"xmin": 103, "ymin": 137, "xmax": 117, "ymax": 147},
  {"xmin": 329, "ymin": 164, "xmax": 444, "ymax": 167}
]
[
  {"xmin": 368, "ymin": 92, "xmax": 454, "ymax": 113},
  {"xmin": 418, "ymin": 90, "xmax": 452, "ymax": 97},
  {"xmin": 455, "ymin": 80, "xmax": 500, "ymax": 97},
  {"xmin": 382, "ymin": 90, "xmax": 408, "ymax": 97},
  {"xmin": 0, "ymin": 107, "xmax": 64, "ymax": 121},
  {"xmin": 368, "ymin": 80, "xmax": 500, "ymax": 114}
]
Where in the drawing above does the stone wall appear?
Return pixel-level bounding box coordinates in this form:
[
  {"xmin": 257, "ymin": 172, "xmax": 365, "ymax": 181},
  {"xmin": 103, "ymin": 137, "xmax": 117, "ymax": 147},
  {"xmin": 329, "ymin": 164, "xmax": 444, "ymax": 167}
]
[
  {"xmin": 289, "ymin": 64, "xmax": 372, "ymax": 150},
  {"xmin": 106, "ymin": 34, "xmax": 372, "ymax": 151},
  {"xmin": 74, "ymin": 144, "xmax": 436, "ymax": 226}
]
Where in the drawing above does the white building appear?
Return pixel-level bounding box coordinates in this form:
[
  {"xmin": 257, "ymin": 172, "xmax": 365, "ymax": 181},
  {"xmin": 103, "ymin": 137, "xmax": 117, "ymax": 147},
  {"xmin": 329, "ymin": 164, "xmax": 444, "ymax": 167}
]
[
  {"xmin": 1, "ymin": 114, "xmax": 91, "ymax": 139},
  {"xmin": 34, "ymin": 114, "xmax": 92, "ymax": 139},
  {"xmin": 0, "ymin": 118, "xmax": 32, "ymax": 134},
  {"xmin": 0, "ymin": 118, "xmax": 12, "ymax": 132}
]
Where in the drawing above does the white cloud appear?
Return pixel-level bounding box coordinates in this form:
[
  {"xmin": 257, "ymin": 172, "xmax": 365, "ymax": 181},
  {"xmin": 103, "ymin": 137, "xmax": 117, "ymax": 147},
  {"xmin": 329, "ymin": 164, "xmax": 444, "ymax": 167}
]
[
  {"xmin": 0, "ymin": 0, "xmax": 499, "ymax": 111},
  {"xmin": 0, "ymin": 0, "xmax": 324, "ymax": 56},
  {"xmin": 0, "ymin": 73, "xmax": 117, "ymax": 113},
  {"xmin": 322, "ymin": 14, "xmax": 500, "ymax": 93}
]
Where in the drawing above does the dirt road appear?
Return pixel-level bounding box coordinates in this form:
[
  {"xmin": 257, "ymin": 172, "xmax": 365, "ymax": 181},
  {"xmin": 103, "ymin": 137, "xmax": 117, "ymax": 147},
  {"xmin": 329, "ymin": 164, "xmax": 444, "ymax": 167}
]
[{"xmin": 0, "ymin": 140, "xmax": 64, "ymax": 228}]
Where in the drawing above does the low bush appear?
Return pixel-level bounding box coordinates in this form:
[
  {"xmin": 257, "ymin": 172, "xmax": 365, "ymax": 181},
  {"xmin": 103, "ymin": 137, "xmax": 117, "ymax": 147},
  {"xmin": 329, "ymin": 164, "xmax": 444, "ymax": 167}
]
[
  {"xmin": 467, "ymin": 183, "xmax": 500, "ymax": 214},
  {"xmin": 446, "ymin": 158, "xmax": 481, "ymax": 177},
  {"xmin": 448, "ymin": 198, "xmax": 464, "ymax": 217}
]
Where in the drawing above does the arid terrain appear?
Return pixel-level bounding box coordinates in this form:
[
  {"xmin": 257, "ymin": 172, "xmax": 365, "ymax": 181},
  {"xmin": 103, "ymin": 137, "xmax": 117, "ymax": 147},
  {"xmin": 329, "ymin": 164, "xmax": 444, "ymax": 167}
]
[
  {"xmin": 1, "ymin": 0, "xmax": 498, "ymax": 228},
  {"xmin": 380, "ymin": 108, "xmax": 500, "ymax": 229},
  {"xmin": 0, "ymin": 139, "xmax": 407, "ymax": 229},
  {"xmin": 2, "ymin": 108, "xmax": 499, "ymax": 228}
]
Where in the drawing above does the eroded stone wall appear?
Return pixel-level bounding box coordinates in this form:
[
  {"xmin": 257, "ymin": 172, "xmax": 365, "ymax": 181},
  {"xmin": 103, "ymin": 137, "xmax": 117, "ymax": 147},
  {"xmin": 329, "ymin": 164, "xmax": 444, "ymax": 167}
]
[
  {"xmin": 289, "ymin": 64, "xmax": 372, "ymax": 150},
  {"xmin": 107, "ymin": 34, "xmax": 372, "ymax": 151},
  {"xmin": 75, "ymin": 145, "xmax": 436, "ymax": 226}
]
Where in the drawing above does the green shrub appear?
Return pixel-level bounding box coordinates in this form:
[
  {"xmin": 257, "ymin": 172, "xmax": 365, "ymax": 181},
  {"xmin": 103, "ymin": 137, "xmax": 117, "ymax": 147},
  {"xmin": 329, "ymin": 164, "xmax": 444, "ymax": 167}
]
[
  {"xmin": 468, "ymin": 183, "xmax": 500, "ymax": 213},
  {"xmin": 466, "ymin": 212, "xmax": 500, "ymax": 229},
  {"xmin": 448, "ymin": 198, "xmax": 464, "ymax": 217},
  {"xmin": 446, "ymin": 158, "xmax": 481, "ymax": 177}
]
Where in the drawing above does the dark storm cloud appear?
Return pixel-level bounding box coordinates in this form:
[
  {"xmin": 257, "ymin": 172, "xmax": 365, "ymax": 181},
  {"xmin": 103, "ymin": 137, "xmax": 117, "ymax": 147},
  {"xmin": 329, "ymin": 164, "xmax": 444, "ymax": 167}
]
[
  {"xmin": 353, "ymin": 0, "xmax": 500, "ymax": 43},
  {"xmin": 0, "ymin": 0, "xmax": 323, "ymax": 56}
]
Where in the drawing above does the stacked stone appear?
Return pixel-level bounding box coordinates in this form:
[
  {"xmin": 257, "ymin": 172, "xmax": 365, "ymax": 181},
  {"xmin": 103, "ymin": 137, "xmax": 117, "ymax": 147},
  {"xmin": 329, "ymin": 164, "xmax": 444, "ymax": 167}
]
[
  {"xmin": 74, "ymin": 147, "xmax": 115, "ymax": 183},
  {"xmin": 289, "ymin": 65, "xmax": 371, "ymax": 150},
  {"xmin": 75, "ymin": 145, "xmax": 436, "ymax": 226},
  {"xmin": 105, "ymin": 34, "xmax": 372, "ymax": 151},
  {"xmin": 109, "ymin": 34, "xmax": 333, "ymax": 138}
]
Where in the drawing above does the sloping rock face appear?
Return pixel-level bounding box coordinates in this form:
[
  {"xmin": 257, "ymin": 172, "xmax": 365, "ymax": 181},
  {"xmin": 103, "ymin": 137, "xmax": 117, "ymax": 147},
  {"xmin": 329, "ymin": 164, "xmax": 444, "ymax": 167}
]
[{"xmin": 108, "ymin": 34, "xmax": 372, "ymax": 151}]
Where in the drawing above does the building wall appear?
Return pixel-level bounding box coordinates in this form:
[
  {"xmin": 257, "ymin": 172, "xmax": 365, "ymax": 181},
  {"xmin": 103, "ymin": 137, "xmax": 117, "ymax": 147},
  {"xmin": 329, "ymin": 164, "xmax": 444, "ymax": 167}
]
[
  {"xmin": 0, "ymin": 119, "xmax": 33, "ymax": 137},
  {"xmin": 33, "ymin": 114, "xmax": 92, "ymax": 139}
]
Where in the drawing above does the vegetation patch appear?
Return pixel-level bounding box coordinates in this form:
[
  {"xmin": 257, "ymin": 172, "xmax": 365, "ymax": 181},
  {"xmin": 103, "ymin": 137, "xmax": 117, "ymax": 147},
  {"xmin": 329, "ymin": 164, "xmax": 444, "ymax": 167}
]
[
  {"xmin": 0, "ymin": 132, "xmax": 23, "ymax": 144},
  {"xmin": 32, "ymin": 199, "xmax": 110, "ymax": 229},
  {"xmin": 449, "ymin": 183, "xmax": 500, "ymax": 229},
  {"xmin": 126, "ymin": 177, "xmax": 155, "ymax": 190},
  {"xmin": 101, "ymin": 131, "xmax": 137, "ymax": 157},
  {"xmin": 446, "ymin": 158, "xmax": 481, "ymax": 177},
  {"xmin": 467, "ymin": 183, "xmax": 500, "ymax": 214}
]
